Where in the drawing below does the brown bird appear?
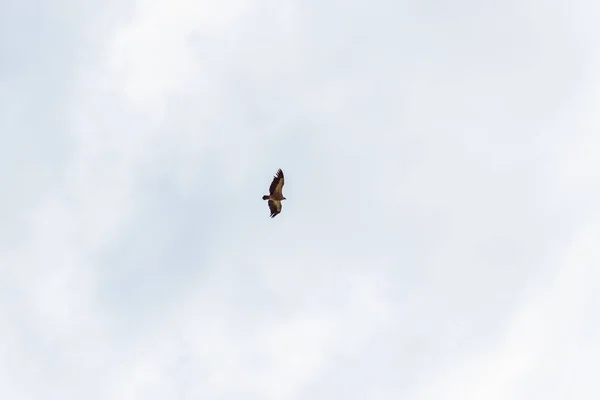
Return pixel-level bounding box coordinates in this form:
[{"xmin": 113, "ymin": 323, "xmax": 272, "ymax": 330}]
[{"xmin": 262, "ymin": 168, "xmax": 286, "ymax": 218}]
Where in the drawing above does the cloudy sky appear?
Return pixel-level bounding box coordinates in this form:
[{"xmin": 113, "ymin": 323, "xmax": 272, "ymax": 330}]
[{"xmin": 2, "ymin": 0, "xmax": 599, "ymax": 398}]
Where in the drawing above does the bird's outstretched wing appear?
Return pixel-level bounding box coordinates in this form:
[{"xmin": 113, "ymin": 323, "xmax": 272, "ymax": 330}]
[
  {"xmin": 269, "ymin": 169, "xmax": 284, "ymax": 196},
  {"xmin": 268, "ymin": 200, "xmax": 282, "ymax": 218}
]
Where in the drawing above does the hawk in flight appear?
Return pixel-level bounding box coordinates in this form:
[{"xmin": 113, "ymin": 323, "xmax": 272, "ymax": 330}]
[{"xmin": 262, "ymin": 168, "xmax": 286, "ymax": 218}]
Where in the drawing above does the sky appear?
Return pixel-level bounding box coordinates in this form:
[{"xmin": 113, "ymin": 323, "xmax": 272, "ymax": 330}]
[{"xmin": 1, "ymin": 0, "xmax": 599, "ymax": 398}]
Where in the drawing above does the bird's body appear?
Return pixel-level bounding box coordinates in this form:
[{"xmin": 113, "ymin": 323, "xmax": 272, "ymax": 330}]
[{"xmin": 263, "ymin": 168, "xmax": 286, "ymax": 218}]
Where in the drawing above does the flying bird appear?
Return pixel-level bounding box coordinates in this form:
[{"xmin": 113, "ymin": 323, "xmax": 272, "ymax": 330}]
[{"xmin": 262, "ymin": 168, "xmax": 286, "ymax": 218}]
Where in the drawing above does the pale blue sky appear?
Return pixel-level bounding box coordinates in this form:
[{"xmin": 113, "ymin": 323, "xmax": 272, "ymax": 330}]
[{"xmin": 1, "ymin": 0, "xmax": 599, "ymax": 398}]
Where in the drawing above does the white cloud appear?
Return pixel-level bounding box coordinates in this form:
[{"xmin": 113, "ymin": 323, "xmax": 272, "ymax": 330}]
[
  {"xmin": 2, "ymin": 0, "xmax": 600, "ymax": 399},
  {"xmin": 407, "ymin": 215, "xmax": 600, "ymax": 400},
  {"xmin": 107, "ymin": 247, "xmax": 392, "ymax": 399}
]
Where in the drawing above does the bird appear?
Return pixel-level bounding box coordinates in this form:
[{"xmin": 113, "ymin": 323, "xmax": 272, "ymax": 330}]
[{"xmin": 262, "ymin": 168, "xmax": 286, "ymax": 218}]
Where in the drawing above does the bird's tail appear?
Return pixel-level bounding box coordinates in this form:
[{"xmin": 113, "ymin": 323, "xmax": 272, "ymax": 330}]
[{"xmin": 262, "ymin": 195, "xmax": 269, "ymax": 200}]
